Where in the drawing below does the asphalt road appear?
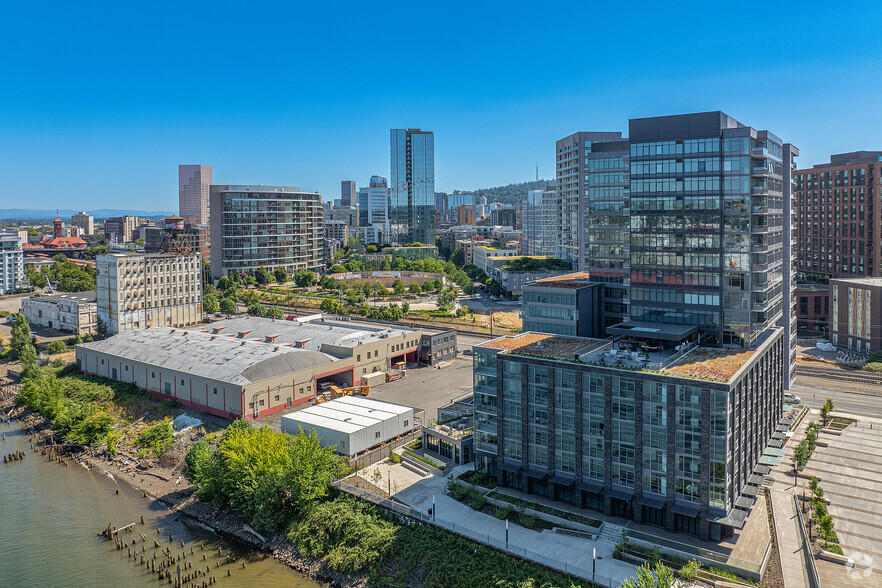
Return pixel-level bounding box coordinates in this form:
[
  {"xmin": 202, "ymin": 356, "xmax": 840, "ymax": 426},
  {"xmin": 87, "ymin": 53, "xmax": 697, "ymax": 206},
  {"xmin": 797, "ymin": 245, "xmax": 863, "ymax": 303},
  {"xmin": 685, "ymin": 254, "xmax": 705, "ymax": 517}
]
[{"xmin": 791, "ymin": 379, "xmax": 882, "ymax": 419}]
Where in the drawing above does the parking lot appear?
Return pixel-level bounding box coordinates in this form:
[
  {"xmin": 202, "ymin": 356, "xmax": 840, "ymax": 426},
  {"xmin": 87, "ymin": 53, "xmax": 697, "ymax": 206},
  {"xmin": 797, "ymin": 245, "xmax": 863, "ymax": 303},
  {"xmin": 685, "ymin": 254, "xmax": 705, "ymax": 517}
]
[{"xmin": 258, "ymin": 355, "xmax": 475, "ymax": 430}]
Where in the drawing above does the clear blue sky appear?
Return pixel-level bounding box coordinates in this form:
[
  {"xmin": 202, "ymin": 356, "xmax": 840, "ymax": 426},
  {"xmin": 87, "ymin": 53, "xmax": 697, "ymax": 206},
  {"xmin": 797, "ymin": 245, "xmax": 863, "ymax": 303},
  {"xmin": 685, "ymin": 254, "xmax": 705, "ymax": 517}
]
[{"xmin": 2, "ymin": 1, "xmax": 881, "ymax": 211}]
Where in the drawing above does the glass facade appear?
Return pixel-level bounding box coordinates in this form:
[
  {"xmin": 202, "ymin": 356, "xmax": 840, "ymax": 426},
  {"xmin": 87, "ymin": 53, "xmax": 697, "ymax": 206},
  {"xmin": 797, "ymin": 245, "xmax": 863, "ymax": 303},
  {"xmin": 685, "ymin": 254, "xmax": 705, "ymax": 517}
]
[
  {"xmin": 390, "ymin": 129, "xmax": 435, "ymax": 245},
  {"xmin": 628, "ymin": 126, "xmax": 786, "ymax": 348}
]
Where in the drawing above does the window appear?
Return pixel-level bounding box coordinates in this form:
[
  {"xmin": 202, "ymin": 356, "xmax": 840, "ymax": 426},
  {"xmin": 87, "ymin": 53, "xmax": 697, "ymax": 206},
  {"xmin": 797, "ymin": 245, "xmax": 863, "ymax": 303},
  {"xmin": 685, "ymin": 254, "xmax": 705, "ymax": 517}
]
[
  {"xmin": 101, "ymin": 359, "xmax": 105, "ymax": 365},
  {"xmin": 213, "ymin": 388, "xmax": 218, "ymax": 395},
  {"xmin": 180, "ymin": 379, "xmax": 184, "ymax": 385},
  {"xmin": 357, "ymin": 354, "xmax": 361, "ymax": 362},
  {"xmin": 274, "ymin": 395, "xmax": 279, "ymax": 401},
  {"xmin": 375, "ymin": 431, "xmax": 381, "ymax": 439},
  {"xmin": 125, "ymin": 365, "xmax": 129, "ymax": 371},
  {"xmin": 152, "ymin": 372, "xmax": 155, "ymax": 378},
  {"xmin": 404, "ymin": 420, "xmax": 409, "ymax": 427}
]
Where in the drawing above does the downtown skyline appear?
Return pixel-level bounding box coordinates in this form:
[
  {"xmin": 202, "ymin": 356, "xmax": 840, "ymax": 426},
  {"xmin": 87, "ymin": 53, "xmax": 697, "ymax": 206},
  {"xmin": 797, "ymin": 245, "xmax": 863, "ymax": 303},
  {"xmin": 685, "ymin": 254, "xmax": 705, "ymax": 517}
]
[{"xmin": 2, "ymin": 1, "xmax": 881, "ymax": 210}]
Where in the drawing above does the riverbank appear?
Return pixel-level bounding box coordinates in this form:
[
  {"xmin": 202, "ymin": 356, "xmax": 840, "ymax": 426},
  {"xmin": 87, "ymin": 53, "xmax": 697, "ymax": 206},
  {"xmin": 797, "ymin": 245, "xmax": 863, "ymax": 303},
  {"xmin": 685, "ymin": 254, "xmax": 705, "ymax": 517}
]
[{"xmin": 0, "ymin": 399, "xmax": 364, "ymax": 588}]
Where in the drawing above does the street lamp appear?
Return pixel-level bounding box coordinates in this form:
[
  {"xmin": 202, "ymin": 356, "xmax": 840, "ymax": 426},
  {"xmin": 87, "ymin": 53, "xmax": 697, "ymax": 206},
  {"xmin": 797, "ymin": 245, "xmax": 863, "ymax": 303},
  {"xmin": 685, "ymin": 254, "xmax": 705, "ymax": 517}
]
[{"xmin": 593, "ymin": 547, "xmax": 596, "ymax": 580}]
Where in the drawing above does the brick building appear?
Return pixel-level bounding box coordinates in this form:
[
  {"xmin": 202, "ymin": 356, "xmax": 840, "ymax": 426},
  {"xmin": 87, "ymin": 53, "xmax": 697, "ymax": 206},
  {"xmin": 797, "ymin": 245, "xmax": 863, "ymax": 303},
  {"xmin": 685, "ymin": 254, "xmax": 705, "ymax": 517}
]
[{"xmin": 795, "ymin": 151, "xmax": 882, "ymax": 335}]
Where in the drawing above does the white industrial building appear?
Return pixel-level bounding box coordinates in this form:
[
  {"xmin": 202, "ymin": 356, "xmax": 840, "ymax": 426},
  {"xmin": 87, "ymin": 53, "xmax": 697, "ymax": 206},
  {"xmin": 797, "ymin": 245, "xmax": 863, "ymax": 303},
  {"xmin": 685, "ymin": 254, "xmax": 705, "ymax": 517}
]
[{"xmin": 280, "ymin": 396, "xmax": 414, "ymax": 455}]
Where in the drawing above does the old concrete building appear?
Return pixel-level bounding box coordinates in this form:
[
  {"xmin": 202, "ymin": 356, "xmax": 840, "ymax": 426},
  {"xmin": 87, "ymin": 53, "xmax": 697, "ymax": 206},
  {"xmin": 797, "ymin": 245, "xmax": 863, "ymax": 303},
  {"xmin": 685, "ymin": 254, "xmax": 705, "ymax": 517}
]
[
  {"xmin": 21, "ymin": 291, "xmax": 97, "ymax": 335},
  {"xmin": 97, "ymin": 252, "xmax": 203, "ymax": 334}
]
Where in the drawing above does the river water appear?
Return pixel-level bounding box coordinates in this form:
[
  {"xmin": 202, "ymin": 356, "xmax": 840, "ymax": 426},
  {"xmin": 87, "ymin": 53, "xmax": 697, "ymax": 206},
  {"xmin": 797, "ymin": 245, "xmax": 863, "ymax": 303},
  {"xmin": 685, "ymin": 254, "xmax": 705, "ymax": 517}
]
[{"xmin": 0, "ymin": 419, "xmax": 323, "ymax": 588}]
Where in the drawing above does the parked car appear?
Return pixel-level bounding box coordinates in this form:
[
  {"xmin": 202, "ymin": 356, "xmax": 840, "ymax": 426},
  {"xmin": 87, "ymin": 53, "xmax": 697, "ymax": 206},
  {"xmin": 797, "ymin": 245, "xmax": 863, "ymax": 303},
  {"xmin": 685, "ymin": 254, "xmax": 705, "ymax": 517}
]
[{"xmin": 784, "ymin": 392, "xmax": 801, "ymax": 404}]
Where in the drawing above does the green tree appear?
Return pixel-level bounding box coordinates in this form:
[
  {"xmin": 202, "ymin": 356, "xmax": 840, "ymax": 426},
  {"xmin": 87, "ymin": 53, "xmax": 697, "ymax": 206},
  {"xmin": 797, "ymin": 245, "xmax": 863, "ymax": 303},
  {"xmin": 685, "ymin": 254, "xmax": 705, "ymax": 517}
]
[
  {"xmin": 18, "ymin": 342, "xmax": 39, "ymax": 378},
  {"xmin": 247, "ymin": 303, "xmax": 268, "ymax": 317},
  {"xmin": 47, "ymin": 340, "xmax": 67, "ymax": 355},
  {"xmin": 450, "ymin": 244, "xmax": 465, "ymax": 267},
  {"xmin": 408, "ymin": 281, "xmax": 422, "ymax": 295},
  {"xmin": 254, "ymin": 266, "xmax": 273, "ymax": 285},
  {"xmin": 216, "ymin": 275, "xmax": 233, "ymax": 291},
  {"xmin": 392, "ymin": 279, "xmax": 405, "ymax": 295},
  {"xmin": 621, "ymin": 561, "xmax": 675, "ymax": 588},
  {"xmin": 294, "ymin": 270, "xmax": 317, "ymax": 288},
  {"xmin": 135, "ymin": 237, "xmax": 145, "ymax": 246},
  {"xmin": 401, "ymin": 302, "xmax": 410, "ymax": 314},
  {"xmin": 95, "ymin": 316, "xmax": 108, "ymax": 339},
  {"xmin": 219, "ymin": 297, "xmax": 238, "ymax": 315},
  {"xmin": 380, "ymin": 256, "xmax": 390, "ymax": 269},
  {"xmin": 319, "ymin": 275, "xmax": 336, "ymax": 290},
  {"xmin": 820, "ymin": 398, "xmax": 834, "ymax": 426},
  {"xmin": 203, "ymin": 292, "xmax": 219, "ymax": 314},
  {"xmin": 274, "ymin": 267, "xmax": 289, "ymax": 284},
  {"xmin": 320, "ymin": 297, "xmax": 343, "ymax": 315},
  {"xmin": 267, "ymin": 306, "xmax": 285, "ymax": 320},
  {"xmin": 11, "ymin": 313, "xmax": 33, "ymax": 357},
  {"xmin": 328, "ymin": 264, "xmax": 346, "ymax": 274}
]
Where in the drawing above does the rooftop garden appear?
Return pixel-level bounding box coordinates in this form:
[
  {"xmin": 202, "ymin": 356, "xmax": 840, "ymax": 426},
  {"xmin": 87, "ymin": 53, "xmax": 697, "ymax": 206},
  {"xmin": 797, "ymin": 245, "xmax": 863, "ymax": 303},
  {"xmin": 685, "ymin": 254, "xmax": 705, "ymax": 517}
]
[{"xmin": 501, "ymin": 257, "xmax": 573, "ymax": 273}]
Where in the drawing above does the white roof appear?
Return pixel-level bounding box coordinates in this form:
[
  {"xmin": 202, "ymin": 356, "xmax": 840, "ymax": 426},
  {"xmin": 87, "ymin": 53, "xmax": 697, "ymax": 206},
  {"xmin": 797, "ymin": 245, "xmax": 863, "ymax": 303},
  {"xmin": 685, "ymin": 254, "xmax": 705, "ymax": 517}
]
[
  {"xmin": 283, "ymin": 411, "xmax": 362, "ymax": 434},
  {"xmin": 333, "ymin": 394, "xmax": 412, "ymax": 415}
]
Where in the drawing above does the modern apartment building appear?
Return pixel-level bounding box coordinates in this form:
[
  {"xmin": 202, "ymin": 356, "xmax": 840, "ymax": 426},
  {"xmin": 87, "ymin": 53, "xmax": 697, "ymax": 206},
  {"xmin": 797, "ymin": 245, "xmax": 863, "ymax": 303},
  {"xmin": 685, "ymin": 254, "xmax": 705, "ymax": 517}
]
[
  {"xmin": 97, "ymin": 252, "xmax": 203, "ymax": 334},
  {"xmin": 523, "ymin": 188, "xmax": 557, "ymax": 256},
  {"xmin": 104, "ymin": 216, "xmax": 138, "ymax": 244},
  {"xmin": 457, "ymin": 204, "xmax": 476, "ymax": 226},
  {"xmin": 179, "ymin": 165, "xmax": 212, "ymax": 226},
  {"xmin": 794, "ymin": 151, "xmax": 882, "ymax": 334},
  {"xmin": 357, "ymin": 175, "xmax": 390, "ymax": 240},
  {"xmin": 340, "ymin": 180, "xmax": 356, "ymax": 207},
  {"xmin": 71, "ymin": 212, "xmax": 95, "ymax": 235},
  {"xmin": 830, "ymin": 277, "xmax": 882, "ymax": 353},
  {"xmin": 555, "ymin": 131, "xmax": 624, "ymax": 264},
  {"xmin": 324, "ymin": 220, "xmax": 349, "ymax": 243},
  {"xmin": 473, "ymin": 329, "xmax": 785, "ymax": 541},
  {"xmin": 209, "ymin": 185, "xmax": 324, "ymax": 282},
  {"xmin": 390, "ymin": 128, "xmax": 435, "ymax": 244},
  {"xmin": 521, "ymin": 273, "xmax": 602, "ymax": 338},
  {"xmin": 0, "ymin": 234, "xmax": 25, "ymax": 294},
  {"xmin": 491, "ymin": 206, "xmax": 519, "ymax": 229}
]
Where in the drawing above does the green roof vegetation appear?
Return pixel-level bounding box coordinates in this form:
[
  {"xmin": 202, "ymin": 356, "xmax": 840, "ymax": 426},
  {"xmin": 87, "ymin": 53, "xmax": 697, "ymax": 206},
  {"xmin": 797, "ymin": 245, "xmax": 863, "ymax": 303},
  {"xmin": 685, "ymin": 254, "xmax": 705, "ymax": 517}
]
[{"xmin": 501, "ymin": 257, "xmax": 573, "ymax": 273}]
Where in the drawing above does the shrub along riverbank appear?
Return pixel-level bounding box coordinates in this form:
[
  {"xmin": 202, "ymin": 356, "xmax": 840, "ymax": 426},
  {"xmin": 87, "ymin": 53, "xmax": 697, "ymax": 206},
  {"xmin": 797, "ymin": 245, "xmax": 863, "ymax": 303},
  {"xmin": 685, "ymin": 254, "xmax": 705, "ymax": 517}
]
[{"xmin": 183, "ymin": 422, "xmax": 591, "ymax": 587}]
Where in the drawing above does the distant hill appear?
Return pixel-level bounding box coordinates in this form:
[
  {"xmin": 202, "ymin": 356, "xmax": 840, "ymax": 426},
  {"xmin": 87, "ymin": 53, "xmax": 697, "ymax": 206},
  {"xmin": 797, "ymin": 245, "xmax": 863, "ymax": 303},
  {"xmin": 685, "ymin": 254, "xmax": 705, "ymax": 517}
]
[
  {"xmin": 0, "ymin": 209, "xmax": 177, "ymax": 221},
  {"xmin": 471, "ymin": 180, "xmax": 555, "ymax": 206}
]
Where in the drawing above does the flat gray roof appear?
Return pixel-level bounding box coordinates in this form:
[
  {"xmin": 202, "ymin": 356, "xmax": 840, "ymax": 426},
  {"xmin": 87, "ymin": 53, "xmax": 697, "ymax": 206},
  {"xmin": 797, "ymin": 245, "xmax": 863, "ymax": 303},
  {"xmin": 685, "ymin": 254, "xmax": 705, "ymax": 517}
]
[
  {"xmin": 281, "ymin": 396, "xmax": 412, "ymax": 434},
  {"xmin": 78, "ymin": 326, "xmax": 337, "ymax": 386},
  {"xmin": 27, "ymin": 291, "xmax": 96, "ymax": 304},
  {"xmin": 209, "ymin": 317, "xmax": 415, "ymax": 355}
]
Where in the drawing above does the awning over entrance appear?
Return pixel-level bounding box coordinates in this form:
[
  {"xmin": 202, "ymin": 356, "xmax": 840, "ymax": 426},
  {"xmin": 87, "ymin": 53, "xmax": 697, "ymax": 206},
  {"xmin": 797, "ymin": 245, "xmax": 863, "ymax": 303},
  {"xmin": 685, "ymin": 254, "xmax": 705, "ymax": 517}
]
[
  {"xmin": 550, "ymin": 475, "xmax": 576, "ymax": 486},
  {"xmin": 709, "ymin": 508, "xmax": 747, "ymax": 529},
  {"xmin": 578, "ymin": 480, "xmax": 604, "ymax": 494},
  {"xmin": 640, "ymin": 494, "xmax": 666, "ymax": 510},
  {"xmin": 609, "ymin": 487, "xmax": 634, "ymax": 502},
  {"xmin": 672, "ymin": 501, "xmax": 700, "ymax": 517}
]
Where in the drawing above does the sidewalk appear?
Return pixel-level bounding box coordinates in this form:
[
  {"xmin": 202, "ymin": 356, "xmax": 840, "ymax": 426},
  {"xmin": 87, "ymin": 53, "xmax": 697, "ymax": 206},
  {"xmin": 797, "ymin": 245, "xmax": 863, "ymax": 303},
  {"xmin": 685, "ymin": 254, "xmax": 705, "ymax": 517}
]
[
  {"xmin": 388, "ymin": 463, "xmax": 638, "ymax": 587},
  {"xmin": 768, "ymin": 408, "xmax": 813, "ymax": 588}
]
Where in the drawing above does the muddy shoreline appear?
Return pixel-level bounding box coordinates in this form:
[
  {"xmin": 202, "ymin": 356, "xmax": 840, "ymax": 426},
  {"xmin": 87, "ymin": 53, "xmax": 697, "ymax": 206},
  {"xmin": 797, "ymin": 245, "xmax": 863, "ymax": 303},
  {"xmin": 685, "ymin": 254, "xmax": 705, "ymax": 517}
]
[{"xmin": 1, "ymin": 401, "xmax": 368, "ymax": 588}]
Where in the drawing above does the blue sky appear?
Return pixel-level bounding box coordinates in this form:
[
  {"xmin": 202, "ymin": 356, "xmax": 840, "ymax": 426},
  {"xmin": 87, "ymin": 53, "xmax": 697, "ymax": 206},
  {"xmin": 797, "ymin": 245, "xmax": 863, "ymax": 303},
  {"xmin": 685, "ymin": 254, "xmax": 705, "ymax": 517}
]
[{"xmin": 2, "ymin": 1, "xmax": 881, "ymax": 211}]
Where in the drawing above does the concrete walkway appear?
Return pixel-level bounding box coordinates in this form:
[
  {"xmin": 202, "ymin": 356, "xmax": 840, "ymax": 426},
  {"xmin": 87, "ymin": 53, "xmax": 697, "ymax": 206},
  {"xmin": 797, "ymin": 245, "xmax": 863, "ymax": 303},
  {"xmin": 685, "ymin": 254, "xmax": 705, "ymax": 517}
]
[
  {"xmin": 382, "ymin": 463, "xmax": 638, "ymax": 587},
  {"xmin": 768, "ymin": 409, "xmax": 813, "ymax": 588}
]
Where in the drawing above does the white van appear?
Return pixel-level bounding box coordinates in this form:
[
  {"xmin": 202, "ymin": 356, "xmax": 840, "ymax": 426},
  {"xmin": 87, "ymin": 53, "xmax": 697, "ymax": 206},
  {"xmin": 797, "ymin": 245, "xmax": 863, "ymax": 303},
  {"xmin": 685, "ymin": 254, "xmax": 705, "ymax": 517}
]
[{"xmin": 784, "ymin": 392, "xmax": 801, "ymax": 404}]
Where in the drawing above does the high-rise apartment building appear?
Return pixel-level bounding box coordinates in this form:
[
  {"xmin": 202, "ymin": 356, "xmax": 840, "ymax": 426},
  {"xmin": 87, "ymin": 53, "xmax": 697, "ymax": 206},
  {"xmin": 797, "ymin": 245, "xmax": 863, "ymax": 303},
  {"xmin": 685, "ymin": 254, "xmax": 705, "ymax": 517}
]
[
  {"xmin": 71, "ymin": 212, "xmax": 95, "ymax": 235},
  {"xmin": 555, "ymin": 132, "xmax": 624, "ymax": 264},
  {"xmin": 97, "ymin": 252, "xmax": 203, "ymax": 334},
  {"xmin": 523, "ymin": 188, "xmax": 557, "ymax": 256},
  {"xmin": 491, "ymin": 206, "xmax": 519, "ymax": 229},
  {"xmin": 457, "ymin": 204, "xmax": 476, "ymax": 226},
  {"xmin": 209, "ymin": 185, "xmax": 323, "ymax": 282},
  {"xmin": 179, "ymin": 165, "xmax": 212, "ymax": 226},
  {"xmin": 0, "ymin": 234, "xmax": 25, "ymax": 295},
  {"xmin": 794, "ymin": 151, "xmax": 882, "ymax": 334},
  {"xmin": 104, "ymin": 216, "xmax": 138, "ymax": 243},
  {"xmin": 341, "ymin": 180, "xmax": 356, "ymax": 207},
  {"xmin": 390, "ymin": 128, "xmax": 434, "ymax": 244}
]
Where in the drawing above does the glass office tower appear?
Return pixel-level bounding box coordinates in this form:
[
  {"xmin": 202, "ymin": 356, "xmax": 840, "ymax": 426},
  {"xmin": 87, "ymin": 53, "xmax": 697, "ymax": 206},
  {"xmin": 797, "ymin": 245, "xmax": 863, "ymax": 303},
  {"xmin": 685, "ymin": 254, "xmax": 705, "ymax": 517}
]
[{"xmin": 390, "ymin": 128, "xmax": 435, "ymax": 245}]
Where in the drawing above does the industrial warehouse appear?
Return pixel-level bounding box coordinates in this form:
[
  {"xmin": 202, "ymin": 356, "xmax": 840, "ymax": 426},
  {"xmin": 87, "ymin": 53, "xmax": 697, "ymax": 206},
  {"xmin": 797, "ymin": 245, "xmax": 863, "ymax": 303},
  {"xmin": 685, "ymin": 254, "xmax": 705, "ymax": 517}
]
[
  {"xmin": 74, "ymin": 317, "xmax": 423, "ymax": 419},
  {"xmin": 281, "ymin": 396, "xmax": 415, "ymax": 456}
]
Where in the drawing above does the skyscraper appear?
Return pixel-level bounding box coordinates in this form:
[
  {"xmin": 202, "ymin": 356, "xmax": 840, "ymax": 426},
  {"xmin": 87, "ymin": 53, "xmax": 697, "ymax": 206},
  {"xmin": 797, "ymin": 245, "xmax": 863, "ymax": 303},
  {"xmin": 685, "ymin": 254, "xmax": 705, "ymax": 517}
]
[
  {"xmin": 340, "ymin": 180, "xmax": 356, "ymax": 207},
  {"xmin": 523, "ymin": 187, "xmax": 557, "ymax": 256},
  {"xmin": 390, "ymin": 128, "xmax": 434, "ymax": 245},
  {"xmin": 179, "ymin": 165, "xmax": 212, "ymax": 225}
]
